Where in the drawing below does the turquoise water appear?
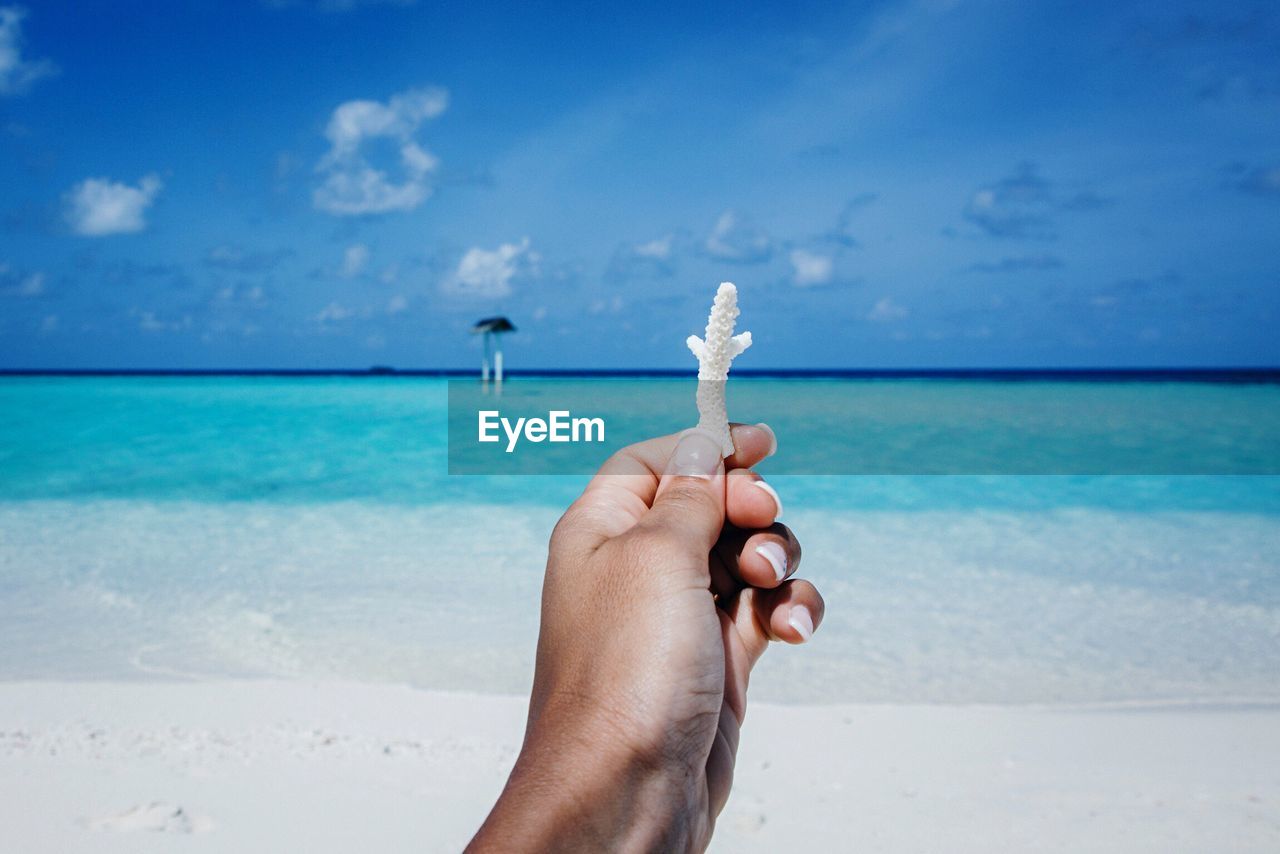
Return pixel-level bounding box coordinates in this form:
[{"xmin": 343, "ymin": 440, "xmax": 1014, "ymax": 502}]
[
  {"xmin": 3, "ymin": 376, "xmax": 1279, "ymax": 509},
  {"xmin": 1, "ymin": 376, "xmax": 1278, "ymax": 703}
]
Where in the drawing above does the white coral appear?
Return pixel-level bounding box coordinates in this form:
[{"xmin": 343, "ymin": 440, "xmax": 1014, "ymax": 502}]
[{"xmin": 686, "ymin": 282, "xmax": 752, "ymax": 456}]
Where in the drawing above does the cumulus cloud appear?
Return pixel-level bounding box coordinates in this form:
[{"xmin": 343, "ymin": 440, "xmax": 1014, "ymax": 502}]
[
  {"xmin": 64, "ymin": 174, "xmax": 162, "ymax": 236},
  {"xmin": 608, "ymin": 234, "xmax": 677, "ymax": 279},
  {"xmin": 963, "ymin": 163, "xmax": 1109, "ymax": 239},
  {"xmin": 789, "ymin": 249, "xmax": 834, "ymax": 287},
  {"xmin": 205, "ymin": 244, "xmax": 292, "ymax": 273},
  {"xmin": 132, "ymin": 309, "xmax": 192, "ymax": 332},
  {"xmin": 313, "ymin": 87, "xmax": 447, "ymax": 215},
  {"xmin": 0, "ymin": 263, "xmax": 43, "ymax": 296},
  {"xmin": 704, "ymin": 211, "xmax": 773, "ymax": 263},
  {"xmin": 0, "ymin": 6, "xmax": 57, "ymax": 96},
  {"xmin": 868, "ymin": 296, "xmax": 908, "ymax": 322},
  {"xmin": 339, "ymin": 243, "xmax": 370, "ymax": 277},
  {"xmin": 442, "ymin": 237, "xmax": 533, "ymax": 299},
  {"xmin": 315, "ymin": 301, "xmax": 354, "ymax": 323},
  {"xmin": 215, "ymin": 283, "xmax": 266, "ymax": 305},
  {"xmin": 633, "ymin": 235, "xmax": 672, "ymax": 260},
  {"xmin": 589, "ymin": 295, "xmax": 625, "ymax": 315},
  {"xmin": 964, "ymin": 254, "xmax": 1064, "ymax": 274}
]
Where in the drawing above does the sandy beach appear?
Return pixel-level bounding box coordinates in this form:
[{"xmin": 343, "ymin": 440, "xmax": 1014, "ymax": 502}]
[{"xmin": 2, "ymin": 681, "xmax": 1277, "ymax": 853}]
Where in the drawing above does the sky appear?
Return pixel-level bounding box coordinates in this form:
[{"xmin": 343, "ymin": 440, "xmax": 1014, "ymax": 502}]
[{"xmin": 0, "ymin": 0, "xmax": 1277, "ymax": 370}]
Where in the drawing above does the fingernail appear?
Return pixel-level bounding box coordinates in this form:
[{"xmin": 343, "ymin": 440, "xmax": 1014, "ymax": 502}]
[
  {"xmin": 788, "ymin": 604, "xmax": 815, "ymax": 642},
  {"xmin": 754, "ymin": 423, "xmax": 777, "ymax": 458},
  {"xmin": 755, "ymin": 541, "xmax": 788, "ymax": 582},
  {"xmin": 666, "ymin": 428, "xmax": 723, "ymax": 479},
  {"xmin": 753, "ymin": 479, "xmax": 783, "ymax": 519}
]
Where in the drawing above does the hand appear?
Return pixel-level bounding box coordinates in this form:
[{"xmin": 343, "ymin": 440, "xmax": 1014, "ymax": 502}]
[{"xmin": 468, "ymin": 425, "xmax": 825, "ymax": 853}]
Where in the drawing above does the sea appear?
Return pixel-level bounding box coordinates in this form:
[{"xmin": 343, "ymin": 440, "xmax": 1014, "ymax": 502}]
[{"xmin": 1, "ymin": 372, "xmax": 1278, "ymax": 705}]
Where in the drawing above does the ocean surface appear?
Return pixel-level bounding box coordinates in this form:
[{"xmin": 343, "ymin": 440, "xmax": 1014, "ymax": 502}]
[{"xmin": 1, "ymin": 374, "xmax": 1278, "ymax": 704}]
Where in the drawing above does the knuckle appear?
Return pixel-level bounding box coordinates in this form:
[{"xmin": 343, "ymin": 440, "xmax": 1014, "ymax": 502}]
[
  {"xmin": 550, "ymin": 499, "xmax": 619, "ymax": 549},
  {"xmin": 549, "ymin": 504, "xmax": 589, "ymax": 547},
  {"xmin": 601, "ymin": 446, "xmax": 636, "ymax": 470}
]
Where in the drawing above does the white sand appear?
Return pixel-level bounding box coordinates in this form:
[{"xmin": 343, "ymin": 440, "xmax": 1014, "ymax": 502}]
[{"xmin": 1, "ymin": 681, "xmax": 1277, "ymax": 853}]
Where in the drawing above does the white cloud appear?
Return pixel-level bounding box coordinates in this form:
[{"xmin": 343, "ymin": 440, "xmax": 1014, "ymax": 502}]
[
  {"xmin": 1, "ymin": 264, "xmax": 43, "ymax": 296},
  {"xmin": 868, "ymin": 296, "xmax": 908, "ymax": 322},
  {"xmin": 65, "ymin": 174, "xmax": 162, "ymax": 236},
  {"xmin": 18, "ymin": 271, "xmax": 43, "ymax": 295},
  {"xmin": 218, "ymin": 284, "xmax": 266, "ymax": 305},
  {"xmin": 633, "ymin": 235, "xmax": 672, "ymax": 260},
  {"xmin": 313, "ymin": 87, "xmax": 447, "ymax": 215},
  {"xmin": 340, "ymin": 243, "xmax": 370, "ymax": 277},
  {"xmin": 704, "ymin": 211, "xmax": 773, "ymax": 263},
  {"xmin": 134, "ymin": 309, "xmax": 192, "ymax": 332},
  {"xmin": 442, "ymin": 237, "xmax": 531, "ymax": 299},
  {"xmin": 205, "ymin": 244, "xmax": 291, "ymax": 273},
  {"xmin": 0, "ymin": 6, "xmax": 57, "ymax": 96},
  {"xmin": 39, "ymin": 313, "xmax": 57, "ymax": 333},
  {"xmin": 386, "ymin": 294, "xmax": 407, "ymax": 314},
  {"xmin": 315, "ymin": 301, "xmax": 353, "ymax": 323},
  {"xmin": 789, "ymin": 249, "xmax": 834, "ymax": 287},
  {"xmin": 589, "ymin": 295, "xmax": 625, "ymax": 315},
  {"xmin": 609, "ymin": 233, "xmax": 676, "ymax": 279}
]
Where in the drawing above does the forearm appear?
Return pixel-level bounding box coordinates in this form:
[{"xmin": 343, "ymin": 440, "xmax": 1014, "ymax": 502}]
[{"xmin": 467, "ymin": 710, "xmax": 705, "ymax": 853}]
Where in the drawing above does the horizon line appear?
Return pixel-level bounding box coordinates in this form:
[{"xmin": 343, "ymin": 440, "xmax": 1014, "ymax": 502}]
[{"xmin": 2, "ymin": 366, "xmax": 1279, "ymax": 382}]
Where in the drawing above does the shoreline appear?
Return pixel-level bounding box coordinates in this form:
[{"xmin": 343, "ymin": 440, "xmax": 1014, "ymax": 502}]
[
  {"xmin": 4, "ymin": 499, "xmax": 1279, "ymax": 704},
  {"xmin": 8, "ymin": 675, "xmax": 1280, "ymax": 713},
  {"xmin": 3, "ymin": 680, "xmax": 1278, "ymax": 852}
]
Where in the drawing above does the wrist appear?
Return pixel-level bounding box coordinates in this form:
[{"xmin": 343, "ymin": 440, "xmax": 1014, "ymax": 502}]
[{"xmin": 469, "ymin": 703, "xmax": 705, "ymax": 853}]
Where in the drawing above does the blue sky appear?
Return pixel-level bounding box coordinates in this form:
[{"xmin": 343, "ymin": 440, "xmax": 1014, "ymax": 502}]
[{"xmin": 1, "ymin": 0, "xmax": 1277, "ymax": 369}]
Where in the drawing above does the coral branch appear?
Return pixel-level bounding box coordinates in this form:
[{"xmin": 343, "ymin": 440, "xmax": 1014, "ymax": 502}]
[{"xmin": 686, "ymin": 282, "xmax": 752, "ymax": 456}]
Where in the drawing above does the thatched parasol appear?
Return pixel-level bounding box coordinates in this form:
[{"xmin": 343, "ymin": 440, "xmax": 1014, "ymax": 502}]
[{"xmin": 471, "ymin": 316, "xmax": 516, "ymax": 382}]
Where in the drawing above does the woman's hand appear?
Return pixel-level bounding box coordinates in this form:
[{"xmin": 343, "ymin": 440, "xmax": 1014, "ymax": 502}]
[{"xmin": 469, "ymin": 424, "xmax": 824, "ymax": 853}]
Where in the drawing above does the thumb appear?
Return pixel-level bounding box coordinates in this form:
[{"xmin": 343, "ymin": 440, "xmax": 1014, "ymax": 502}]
[{"xmin": 641, "ymin": 428, "xmax": 726, "ymax": 553}]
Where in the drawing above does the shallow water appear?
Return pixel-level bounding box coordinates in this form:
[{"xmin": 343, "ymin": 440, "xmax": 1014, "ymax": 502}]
[{"xmin": 1, "ymin": 376, "xmax": 1278, "ymax": 704}]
